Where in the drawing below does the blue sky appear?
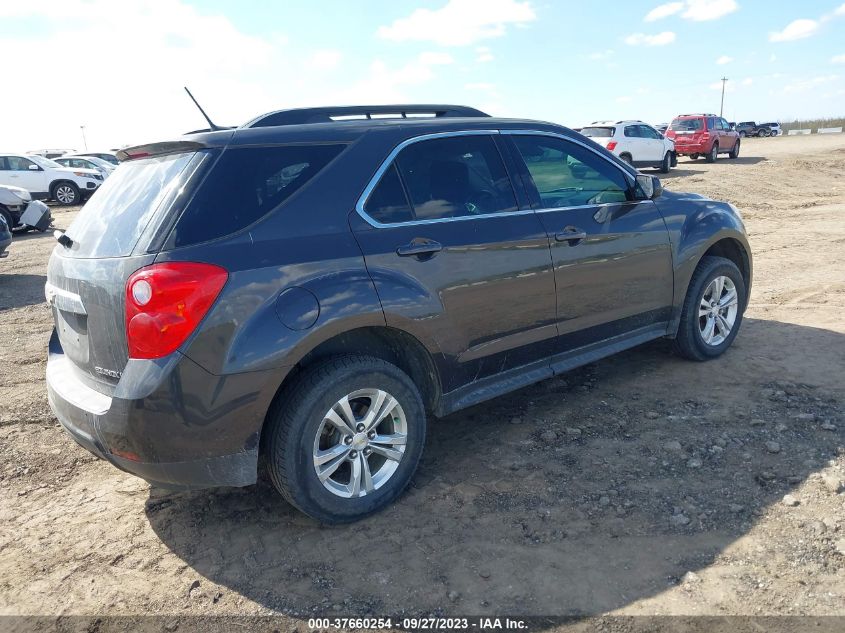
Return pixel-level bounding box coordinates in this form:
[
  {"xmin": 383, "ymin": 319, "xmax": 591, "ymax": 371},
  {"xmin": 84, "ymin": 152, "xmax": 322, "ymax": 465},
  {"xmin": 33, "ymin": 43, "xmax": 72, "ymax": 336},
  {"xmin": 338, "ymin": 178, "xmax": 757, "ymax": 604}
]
[{"xmin": 1, "ymin": 0, "xmax": 843, "ymax": 150}]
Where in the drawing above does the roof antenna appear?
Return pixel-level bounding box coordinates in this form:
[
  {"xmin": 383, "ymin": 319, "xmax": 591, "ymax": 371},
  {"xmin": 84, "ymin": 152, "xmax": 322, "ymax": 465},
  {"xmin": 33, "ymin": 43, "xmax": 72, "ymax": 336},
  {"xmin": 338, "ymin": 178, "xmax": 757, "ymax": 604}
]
[{"xmin": 184, "ymin": 86, "xmax": 222, "ymax": 131}]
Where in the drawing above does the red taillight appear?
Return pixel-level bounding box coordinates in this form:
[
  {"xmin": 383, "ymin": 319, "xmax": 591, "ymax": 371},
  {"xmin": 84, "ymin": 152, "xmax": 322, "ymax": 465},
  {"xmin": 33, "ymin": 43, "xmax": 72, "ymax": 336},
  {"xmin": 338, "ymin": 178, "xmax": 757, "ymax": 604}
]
[
  {"xmin": 700, "ymin": 132, "xmax": 710, "ymax": 139},
  {"xmin": 125, "ymin": 262, "xmax": 228, "ymax": 359},
  {"xmin": 606, "ymin": 141, "xmax": 618, "ymax": 151}
]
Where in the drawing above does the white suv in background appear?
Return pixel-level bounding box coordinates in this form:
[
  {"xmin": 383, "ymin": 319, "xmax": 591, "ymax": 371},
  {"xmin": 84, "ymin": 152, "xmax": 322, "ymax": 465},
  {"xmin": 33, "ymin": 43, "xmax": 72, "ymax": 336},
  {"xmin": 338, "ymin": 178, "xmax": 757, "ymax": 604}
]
[
  {"xmin": 0, "ymin": 153, "xmax": 103, "ymax": 205},
  {"xmin": 579, "ymin": 120, "xmax": 676, "ymax": 173}
]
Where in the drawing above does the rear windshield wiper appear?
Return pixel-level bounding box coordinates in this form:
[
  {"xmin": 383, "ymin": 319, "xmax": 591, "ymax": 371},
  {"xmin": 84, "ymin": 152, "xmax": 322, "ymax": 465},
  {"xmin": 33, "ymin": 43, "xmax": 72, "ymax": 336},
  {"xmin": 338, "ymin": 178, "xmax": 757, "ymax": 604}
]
[{"xmin": 54, "ymin": 230, "xmax": 73, "ymax": 248}]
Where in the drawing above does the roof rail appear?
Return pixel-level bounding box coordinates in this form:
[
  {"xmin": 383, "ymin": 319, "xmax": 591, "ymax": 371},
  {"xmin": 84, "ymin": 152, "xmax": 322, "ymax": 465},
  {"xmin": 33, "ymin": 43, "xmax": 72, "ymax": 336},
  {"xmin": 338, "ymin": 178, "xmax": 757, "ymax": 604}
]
[{"xmin": 244, "ymin": 104, "xmax": 490, "ymax": 128}]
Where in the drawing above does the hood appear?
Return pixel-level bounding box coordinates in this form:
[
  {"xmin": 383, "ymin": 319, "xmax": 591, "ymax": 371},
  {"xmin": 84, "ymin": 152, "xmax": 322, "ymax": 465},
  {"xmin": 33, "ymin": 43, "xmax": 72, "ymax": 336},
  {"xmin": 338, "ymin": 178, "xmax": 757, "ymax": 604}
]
[{"xmin": 0, "ymin": 184, "xmax": 32, "ymax": 205}]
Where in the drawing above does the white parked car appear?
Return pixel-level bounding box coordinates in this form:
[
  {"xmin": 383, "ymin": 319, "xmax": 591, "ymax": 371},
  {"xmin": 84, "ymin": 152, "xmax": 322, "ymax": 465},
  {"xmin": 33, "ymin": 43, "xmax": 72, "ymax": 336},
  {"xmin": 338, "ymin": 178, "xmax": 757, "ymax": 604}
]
[
  {"xmin": 0, "ymin": 153, "xmax": 103, "ymax": 205},
  {"xmin": 62, "ymin": 151, "xmax": 120, "ymax": 166},
  {"xmin": 579, "ymin": 120, "xmax": 676, "ymax": 173},
  {"xmin": 54, "ymin": 155, "xmax": 115, "ymax": 179}
]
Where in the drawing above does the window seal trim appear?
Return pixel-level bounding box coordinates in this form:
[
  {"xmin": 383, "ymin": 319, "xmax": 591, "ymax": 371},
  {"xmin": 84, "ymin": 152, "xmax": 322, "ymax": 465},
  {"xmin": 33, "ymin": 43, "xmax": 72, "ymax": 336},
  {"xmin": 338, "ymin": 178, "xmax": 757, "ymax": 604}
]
[{"xmin": 354, "ymin": 128, "xmax": 641, "ymax": 228}]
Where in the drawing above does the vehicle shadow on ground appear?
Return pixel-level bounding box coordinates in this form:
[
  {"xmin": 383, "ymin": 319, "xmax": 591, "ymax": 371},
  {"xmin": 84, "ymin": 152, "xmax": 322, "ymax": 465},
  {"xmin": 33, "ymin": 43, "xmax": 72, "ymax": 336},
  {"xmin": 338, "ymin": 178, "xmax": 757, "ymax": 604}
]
[
  {"xmin": 146, "ymin": 318, "xmax": 844, "ymax": 618},
  {"xmin": 0, "ymin": 273, "xmax": 47, "ymax": 310},
  {"xmin": 11, "ymin": 229, "xmax": 53, "ymax": 242}
]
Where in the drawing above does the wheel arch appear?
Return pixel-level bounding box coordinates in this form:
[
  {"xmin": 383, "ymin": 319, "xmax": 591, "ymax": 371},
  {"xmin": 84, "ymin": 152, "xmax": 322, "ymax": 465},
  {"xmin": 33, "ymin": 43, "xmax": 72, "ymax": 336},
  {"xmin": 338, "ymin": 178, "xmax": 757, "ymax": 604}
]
[{"xmin": 257, "ymin": 325, "xmax": 442, "ymax": 462}]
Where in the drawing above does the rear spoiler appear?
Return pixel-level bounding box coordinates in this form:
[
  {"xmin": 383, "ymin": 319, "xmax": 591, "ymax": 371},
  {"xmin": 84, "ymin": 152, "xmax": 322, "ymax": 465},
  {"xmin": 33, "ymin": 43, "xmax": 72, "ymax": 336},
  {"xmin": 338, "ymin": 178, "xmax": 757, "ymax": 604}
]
[{"xmin": 116, "ymin": 140, "xmax": 208, "ymax": 162}]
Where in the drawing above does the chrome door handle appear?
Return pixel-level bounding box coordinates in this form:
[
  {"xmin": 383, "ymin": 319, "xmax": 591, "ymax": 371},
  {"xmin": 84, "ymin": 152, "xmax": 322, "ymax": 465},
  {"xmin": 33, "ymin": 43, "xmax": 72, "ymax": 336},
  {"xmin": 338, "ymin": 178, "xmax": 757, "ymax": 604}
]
[
  {"xmin": 555, "ymin": 227, "xmax": 587, "ymax": 244},
  {"xmin": 396, "ymin": 240, "xmax": 442, "ymax": 258}
]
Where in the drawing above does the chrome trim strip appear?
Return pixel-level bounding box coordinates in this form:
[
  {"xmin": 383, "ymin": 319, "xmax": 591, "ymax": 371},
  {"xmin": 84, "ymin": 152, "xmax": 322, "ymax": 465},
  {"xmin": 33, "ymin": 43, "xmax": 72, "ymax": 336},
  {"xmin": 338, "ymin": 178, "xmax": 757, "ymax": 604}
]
[
  {"xmin": 44, "ymin": 281, "xmax": 87, "ymax": 315},
  {"xmin": 354, "ymin": 128, "xmax": 644, "ymax": 229}
]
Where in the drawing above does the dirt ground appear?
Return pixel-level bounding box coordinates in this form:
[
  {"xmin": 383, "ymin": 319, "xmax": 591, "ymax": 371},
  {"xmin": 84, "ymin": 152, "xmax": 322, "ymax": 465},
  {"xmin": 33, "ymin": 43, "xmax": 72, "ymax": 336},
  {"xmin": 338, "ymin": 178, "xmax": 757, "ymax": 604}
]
[{"xmin": 0, "ymin": 135, "xmax": 844, "ymax": 627}]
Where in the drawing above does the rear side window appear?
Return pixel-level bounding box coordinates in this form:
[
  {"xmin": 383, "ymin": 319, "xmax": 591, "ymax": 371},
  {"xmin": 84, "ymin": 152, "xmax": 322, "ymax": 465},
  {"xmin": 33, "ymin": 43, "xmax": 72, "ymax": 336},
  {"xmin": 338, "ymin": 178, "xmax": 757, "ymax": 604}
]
[
  {"xmin": 64, "ymin": 152, "xmax": 199, "ymax": 258},
  {"xmin": 172, "ymin": 144, "xmax": 345, "ymax": 247},
  {"xmin": 396, "ymin": 135, "xmax": 517, "ymax": 221},
  {"xmin": 580, "ymin": 127, "xmax": 615, "ymax": 138},
  {"xmin": 670, "ymin": 118, "xmax": 703, "ymax": 131}
]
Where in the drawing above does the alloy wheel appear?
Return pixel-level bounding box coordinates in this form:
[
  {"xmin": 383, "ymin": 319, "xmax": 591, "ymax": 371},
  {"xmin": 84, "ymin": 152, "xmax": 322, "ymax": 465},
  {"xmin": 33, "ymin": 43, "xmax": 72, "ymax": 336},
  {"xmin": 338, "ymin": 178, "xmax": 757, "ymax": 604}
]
[
  {"xmin": 698, "ymin": 275, "xmax": 739, "ymax": 346},
  {"xmin": 313, "ymin": 388, "xmax": 408, "ymax": 498},
  {"xmin": 55, "ymin": 185, "xmax": 76, "ymax": 204}
]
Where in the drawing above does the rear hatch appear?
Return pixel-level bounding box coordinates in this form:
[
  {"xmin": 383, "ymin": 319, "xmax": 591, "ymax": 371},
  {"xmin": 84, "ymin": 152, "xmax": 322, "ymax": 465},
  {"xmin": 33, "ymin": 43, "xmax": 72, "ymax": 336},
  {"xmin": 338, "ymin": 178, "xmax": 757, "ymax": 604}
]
[
  {"xmin": 579, "ymin": 126, "xmax": 617, "ymax": 149},
  {"xmin": 666, "ymin": 118, "xmax": 706, "ymax": 147},
  {"xmin": 46, "ymin": 144, "xmax": 211, "ymax": 394}
]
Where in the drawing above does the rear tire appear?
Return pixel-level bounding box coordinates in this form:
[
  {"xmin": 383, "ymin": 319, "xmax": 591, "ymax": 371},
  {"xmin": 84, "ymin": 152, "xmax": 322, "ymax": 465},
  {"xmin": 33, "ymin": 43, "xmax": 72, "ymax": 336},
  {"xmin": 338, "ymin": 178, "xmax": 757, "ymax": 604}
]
[
  {"xmin": 51, "ymin": 182, "xmax": 80, "ymax": 206},
  {"xmin": 674, "ymin": 256, "xmax": 746, "ymax": 361},
  {"xmin": 728, "ymin": 139, "xmax": 740, "ymax": 159},
  {"xmin": 266, "ymin": 355, "xmax": 426, "ymax": 524},
  {"xmin": 619, "ymin": 153, "xmax": 633, "ymax": 166},
  {"xmin": 690, "ymin": 153, "xmax": 700, "ymax": 160},
  {"xmin": 658, "ymin": 151, "xmax": 671, "ymax": 173},
  {"xmin": 705, "ymin": 143, "xmax": 719, "ymax": 163},
  {"xmin": 0, "ymin": 207, "xmax": 14, "ymax": 232},
  {"xmin": 739, "ymin": 131, "xmax": 746, "ymax": 138}
]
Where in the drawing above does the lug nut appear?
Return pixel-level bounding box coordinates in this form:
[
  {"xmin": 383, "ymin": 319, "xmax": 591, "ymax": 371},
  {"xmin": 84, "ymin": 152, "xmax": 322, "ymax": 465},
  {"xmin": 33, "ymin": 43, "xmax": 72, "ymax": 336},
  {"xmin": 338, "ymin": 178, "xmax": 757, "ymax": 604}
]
[
  {"xmin": 349, "ymin": 450, "xmax": 358, "ymax": 459},
  {"xmin": 356, "ymin": 423, "xmax": 365, "ymax": 432},
  {"xmin": 364, "ymin": 448, "xmax": 372, "ymax": 457},
  {"xmin": 367, "ymin": 430, "xmax": 376, "ymax": 440},
  {"xmin": 344, "ymin": 436, "xmax": 353, "ymax": 445}
]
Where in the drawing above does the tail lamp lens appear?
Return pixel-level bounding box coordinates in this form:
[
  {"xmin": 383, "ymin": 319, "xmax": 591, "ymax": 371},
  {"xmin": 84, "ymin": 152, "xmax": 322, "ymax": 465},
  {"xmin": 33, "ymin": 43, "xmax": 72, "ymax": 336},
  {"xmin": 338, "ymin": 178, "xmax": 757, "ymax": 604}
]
[
  {"xmin": 125, "ymin": 262, "xmax": 228, "ymax": 359},
  {"xmin": 606, "ymin": 141, "xmax": 618, "ymax": 151}
]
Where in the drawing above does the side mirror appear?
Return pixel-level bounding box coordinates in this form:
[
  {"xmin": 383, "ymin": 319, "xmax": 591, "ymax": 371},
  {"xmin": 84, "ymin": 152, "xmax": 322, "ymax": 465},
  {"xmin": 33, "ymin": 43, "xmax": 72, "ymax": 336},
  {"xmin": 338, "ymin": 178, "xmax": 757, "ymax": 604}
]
[
  {"xmin": 28, "ymin": 164, "xmax": 40, "ymax": 171},
  {"xmin": 636, "ymin": 174, "xmax": 663, "ymax": 200}
]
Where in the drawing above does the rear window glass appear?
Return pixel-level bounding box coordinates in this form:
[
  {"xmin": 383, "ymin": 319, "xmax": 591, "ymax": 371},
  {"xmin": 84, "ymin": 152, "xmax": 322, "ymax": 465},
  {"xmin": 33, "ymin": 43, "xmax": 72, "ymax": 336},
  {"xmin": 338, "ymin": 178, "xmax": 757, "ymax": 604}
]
[
  {"xmin": 670, "ymin": 118, "xmax": 703, "ymax": 131},
  {"xmin": 172, "ymin": 144, "xmax": 345, "ymax": 247},
  {"xmin": 64, "ymin": 152, "xmax": 197, "ymax": 258},
  {"xmin": 580, "ymin": 127, "xmax": 615, "ymax": 138}
]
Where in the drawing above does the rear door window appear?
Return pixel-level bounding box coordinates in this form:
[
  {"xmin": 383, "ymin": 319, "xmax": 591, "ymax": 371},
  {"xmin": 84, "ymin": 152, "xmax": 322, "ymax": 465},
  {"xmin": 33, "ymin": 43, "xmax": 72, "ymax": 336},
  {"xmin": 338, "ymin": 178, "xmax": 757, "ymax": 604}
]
[
  {"xmin": 365, "ymin": 134, "xmax": 517, "ymax": 224},
  {"xmin": 172, "ymin": 144, "xmax": 346, "ymax": 247}
]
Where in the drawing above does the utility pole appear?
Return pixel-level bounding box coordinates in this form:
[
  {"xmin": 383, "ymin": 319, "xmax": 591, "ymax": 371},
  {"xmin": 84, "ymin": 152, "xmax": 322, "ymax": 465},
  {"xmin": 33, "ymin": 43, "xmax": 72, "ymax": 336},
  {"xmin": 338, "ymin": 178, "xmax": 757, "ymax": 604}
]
[
  {"xmin": 80, "ymin": 125, "xmax": 88, "ymax": 151},
  {"xmin": 719, "ymin": 77, "xmax": 728, "ymax": 118}
]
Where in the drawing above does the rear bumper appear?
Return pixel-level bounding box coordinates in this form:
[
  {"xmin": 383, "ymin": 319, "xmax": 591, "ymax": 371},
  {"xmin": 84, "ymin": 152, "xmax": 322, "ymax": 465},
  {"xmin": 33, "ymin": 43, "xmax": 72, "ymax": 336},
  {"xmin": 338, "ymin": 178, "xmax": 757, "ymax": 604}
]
[
  {"xmin": 673, "ymin": 143, "xmax": 708, "ymax": 155},
  {"xmin": 46, "ymin": 329, "xmax": 282, "ymax": 489}
]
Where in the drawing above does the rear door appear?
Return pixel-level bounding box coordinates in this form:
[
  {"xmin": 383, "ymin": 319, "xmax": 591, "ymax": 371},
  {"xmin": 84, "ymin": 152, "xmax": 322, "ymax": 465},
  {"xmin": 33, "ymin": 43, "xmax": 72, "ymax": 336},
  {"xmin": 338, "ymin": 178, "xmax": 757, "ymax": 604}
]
[
  {"xmin": 351, "ymin": 132, "xmax": 558, "ymax": 392},
  {"xmin": 504, "ymin": 132, "xmax": 674, "ymax": 354}
]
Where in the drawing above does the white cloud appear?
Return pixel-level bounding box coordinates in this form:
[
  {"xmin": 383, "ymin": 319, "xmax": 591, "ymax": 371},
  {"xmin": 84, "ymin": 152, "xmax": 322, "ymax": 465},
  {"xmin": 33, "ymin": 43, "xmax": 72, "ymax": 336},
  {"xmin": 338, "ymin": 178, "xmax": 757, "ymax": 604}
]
[
  {"xmin": 587, "ymin": 49, "xmax": 615, "ymax": 60},
  {"xmin": 307, "ymin": 49, "xmax": 342, "ymax": 70},
  {"xmin": 782, "ymin": 74, "xmax": 840, "ymax": 94},
  {"xmin": 377, "ymin": 0, "xmax": 535, "ymax": 46},
  {"xmin": 836, "ymin": 3, "xmax": 845, "ymax": 16},
  {"xmin": 769, "ymin": 18, "xmax": 819, "ymax": 42},
  {"xmin": 833, "ymin": 54, "xmax": 845, "ymax": 64},
  {"xmin": 644, "ymin": 2, "xmax": 684, "ymax": 21},
  {"xmin": 616, "ymin": 96, "xmax": 633, "ymax": 103},
  {"xmin": 742, "ymin": 77, "xmax": 754, "ymax": 85},
  {"xmin": 624, "ymin": 31, "xmax": 677, "ymax": 46},
  {"xmin": 716, "ymin": 55, "xmax": 733, "ymax": 64},
  {"xmin": 682, "ymin": 0, "xmax": 739, "ymax": 21},
  {"xmin": 475, "ymin": 46, "xmax": 495, "ymax": 62}
]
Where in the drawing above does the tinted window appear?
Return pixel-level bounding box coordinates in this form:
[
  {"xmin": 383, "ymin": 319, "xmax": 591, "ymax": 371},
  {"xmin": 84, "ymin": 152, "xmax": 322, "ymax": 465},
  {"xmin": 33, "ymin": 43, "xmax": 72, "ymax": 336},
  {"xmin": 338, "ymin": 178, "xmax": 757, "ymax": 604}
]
[
  {"xmin": 623, "ymin": 126, "xmax": 639, "ymax": 138},
  {"xmin": 640, "ymin": 125, "xmax": 661, "ymax": 139},
  {"xmin": 670, "ymin": 118, "xmax": 703, "ymax": 131},
  {"xmin": 392, "ymin": 135, "xmax": 517, "ymax": 221},
  {"xmin": 174, "ymin": 144, "xmax": 345, "ymax": 246},
  {"xmin": 512, "ymin": 135, "xmax": 630, "ymax": 208},
  {"xmin": 364, "ymin": 164, "xmax": 414, "ymax": 224},
  {"xmin": 580, "ymin": 127, "xmax": 615, "ymax": 138},
  {"xmin": 719, "ymin": 118, "xmax": 731, "ymax": 130},
  {"xmin": 65, "ymin": 152, "xmax": 199, "ymax": 258}
]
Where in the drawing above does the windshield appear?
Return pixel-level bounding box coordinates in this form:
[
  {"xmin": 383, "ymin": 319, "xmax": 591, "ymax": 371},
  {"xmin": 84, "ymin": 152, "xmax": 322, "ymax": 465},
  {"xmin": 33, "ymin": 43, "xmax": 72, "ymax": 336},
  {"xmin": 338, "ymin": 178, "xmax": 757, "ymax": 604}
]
[
  {"xmin": 580, "ymin": 127, "xmax": 615, "ymax": 138},
  {"xmin": 64, "ymin": 152, "xmax": 200, "ymax": 258},
  {"xmin": 79, "ymin": 156, "xmax": 112, "ymax": 169},
  {"xmin": 670, "ymin": 118, "xmax": 703, "ymax": 131},
  {"xmin": 29, "ymin": 155, "xmax": 63, "ymax": 169}
]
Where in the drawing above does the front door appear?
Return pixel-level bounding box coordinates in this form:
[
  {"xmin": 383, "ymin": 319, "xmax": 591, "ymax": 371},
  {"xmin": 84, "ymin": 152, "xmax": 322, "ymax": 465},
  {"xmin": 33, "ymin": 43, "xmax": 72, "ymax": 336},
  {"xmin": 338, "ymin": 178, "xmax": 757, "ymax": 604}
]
[
  {"xmin": 351, "ymin": 132, "xmax": 558, "ymax": 393},
  {"xmin": 2, "ymin": 156, "xmax": 47, "ymax": 193},
  {"xmin": 504, "ymin": 132, "xmax": 675, "ymax": 355}
]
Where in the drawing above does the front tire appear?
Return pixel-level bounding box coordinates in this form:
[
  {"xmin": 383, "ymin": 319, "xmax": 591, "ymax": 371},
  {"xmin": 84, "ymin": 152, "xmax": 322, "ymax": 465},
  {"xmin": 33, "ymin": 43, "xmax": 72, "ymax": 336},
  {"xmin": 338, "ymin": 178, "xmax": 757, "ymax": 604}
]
[
  {"xmin": 728, "ymin": 139, "xmax": 740, "ymax": 159},
  {"xmin": 674, "ymin": 256, "xmax": 746, "ymax": 361},
  {"xmin": 705, "ymin": 142, "xmax": 719, "ymax": 163},
  {"xmin": 52, "ymin": 182, "xmax": 80, "ymax": 206},
  {"xmin": 658, "ymin": 151, "xmax": 671, "ymax": 173},
  {"xmin": 266, "ymin": 355, "xmax": 426, "ymax": 523}
]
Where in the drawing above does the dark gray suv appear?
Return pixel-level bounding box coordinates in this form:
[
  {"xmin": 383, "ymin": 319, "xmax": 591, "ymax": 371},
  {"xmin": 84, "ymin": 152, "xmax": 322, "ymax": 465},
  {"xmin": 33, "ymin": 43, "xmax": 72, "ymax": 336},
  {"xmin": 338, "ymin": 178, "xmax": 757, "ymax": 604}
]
[{"xmin": 46, "ymin": 105, "xmax": 752, "ymax": 523}]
